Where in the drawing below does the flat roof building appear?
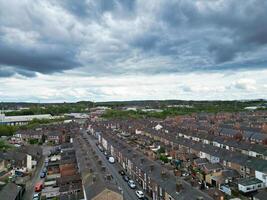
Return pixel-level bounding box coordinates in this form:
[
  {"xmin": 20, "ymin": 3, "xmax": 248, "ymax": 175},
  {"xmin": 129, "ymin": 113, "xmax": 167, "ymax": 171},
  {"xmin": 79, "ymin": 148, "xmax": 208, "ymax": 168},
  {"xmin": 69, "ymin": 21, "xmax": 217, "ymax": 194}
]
[{"xmin": 0, "ymin": 114, "xmax": 52, "ymax": 126}]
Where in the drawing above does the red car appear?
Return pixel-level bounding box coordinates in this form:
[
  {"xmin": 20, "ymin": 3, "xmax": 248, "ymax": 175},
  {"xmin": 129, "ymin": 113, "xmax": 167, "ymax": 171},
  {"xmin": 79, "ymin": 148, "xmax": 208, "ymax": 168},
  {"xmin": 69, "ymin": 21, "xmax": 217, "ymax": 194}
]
[{"xmin": 35, "ymin": 182, "xmax": 43, "ymax": 192}]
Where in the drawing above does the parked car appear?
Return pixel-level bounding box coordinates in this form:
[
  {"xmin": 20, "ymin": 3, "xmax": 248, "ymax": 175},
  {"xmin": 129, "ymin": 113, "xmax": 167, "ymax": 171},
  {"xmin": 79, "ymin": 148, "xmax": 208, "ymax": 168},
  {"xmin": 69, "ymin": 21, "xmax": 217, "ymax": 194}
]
[
  {"xmin": 118, "ymin": 170, "xmax": 125, "ymax": 176},
  {"xmin": 135, "ymin": 190, "xmax": 144, "ymax": 198},
  {"xmin": 40, "ymin": 172, "xmax": 46, "ymax": 178},
  {"xmin": 123, "ymin": 175, "xmax": 129, "ymax": 182},
  {"xmin": 128, "ymin": 180, "xmax": 136, "ymax": 189},
  {"xmin": 108, "ymin": 156, "xmax": 115, "ymax": 164},
  {"xmin": 140, "ymin": 197, "xmax": 149, "ymax": 200},
  {"xmin": 98, "ymin": 145, "xmax": 104, "ymax": 152},
  {"xmin": 35, "ymin": 182, "xmax": 43, "ymax": 192},
  {"xmin": 42, "ymin": 167, "xmax": 47, "ymax": 173},
  {"xmin": 32, "ymin": 193, "xmax": 40, "ymax": 200},
  {"xmin": 182, "ymin": 172, "xmax": 189, "ymax": 177},
  {"xmin": 15, "ymin": 170, "xmax": 24, "ymax": 177}
]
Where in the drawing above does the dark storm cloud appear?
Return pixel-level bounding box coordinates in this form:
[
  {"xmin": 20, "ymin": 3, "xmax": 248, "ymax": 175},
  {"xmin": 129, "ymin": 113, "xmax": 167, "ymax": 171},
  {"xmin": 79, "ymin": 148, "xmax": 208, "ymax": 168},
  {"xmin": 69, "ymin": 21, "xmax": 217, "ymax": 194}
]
[
  {"xmin": 0, "ymin": 39, "xmax": 80, "ymax": 75},
  {"xmin": 0, "ymin": 67, "xmax": 14, "ymax": 77},
  {"xmin": 0, "ymin": 0, "xmax": 266, "ymax": 78}
]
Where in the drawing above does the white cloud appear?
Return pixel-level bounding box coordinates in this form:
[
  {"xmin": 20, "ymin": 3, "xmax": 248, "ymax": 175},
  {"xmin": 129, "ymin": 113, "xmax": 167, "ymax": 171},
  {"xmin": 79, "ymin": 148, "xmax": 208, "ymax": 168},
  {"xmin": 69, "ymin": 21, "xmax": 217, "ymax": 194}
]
[
  {"xmin": 231, "ymin": 79, "xmax": 257, "ymax": 91},
  {"xmin": 0, "ymin": 70, "xmax": 266, "ymax": 102}
]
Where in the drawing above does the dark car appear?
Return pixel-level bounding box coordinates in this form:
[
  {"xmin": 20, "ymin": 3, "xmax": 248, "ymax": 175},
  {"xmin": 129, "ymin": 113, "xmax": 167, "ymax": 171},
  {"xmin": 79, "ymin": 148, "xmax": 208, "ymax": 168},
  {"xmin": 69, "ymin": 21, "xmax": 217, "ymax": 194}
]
[
  {"xmin": 123, "ymin": 175, "xmax": 129, "ymax": 182},
  {"xmin": 140, "ymin": 197, "xmax": 149, "ymax": 200},
  {"xmin": 40, "ymin": 172, "xmax": 46, "ymax": 178},
  {"xmin": 118, "ymin": 170, "xmax": 125, "ymax": 176}
]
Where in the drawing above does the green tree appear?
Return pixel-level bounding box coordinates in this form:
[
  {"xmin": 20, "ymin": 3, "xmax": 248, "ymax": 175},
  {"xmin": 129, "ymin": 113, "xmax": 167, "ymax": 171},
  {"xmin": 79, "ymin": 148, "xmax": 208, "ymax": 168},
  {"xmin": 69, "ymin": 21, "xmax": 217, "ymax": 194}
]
[
  {"xmin": 157, "ymin": 147, "xmax": 166, "ymax": 154},
  {"xmin": 0, "ymin": 125, "xmax": 17, "ymax": 136},
  {"xmin": 160, "ymin": 155, "xmax": 169, "ymax": 163}
]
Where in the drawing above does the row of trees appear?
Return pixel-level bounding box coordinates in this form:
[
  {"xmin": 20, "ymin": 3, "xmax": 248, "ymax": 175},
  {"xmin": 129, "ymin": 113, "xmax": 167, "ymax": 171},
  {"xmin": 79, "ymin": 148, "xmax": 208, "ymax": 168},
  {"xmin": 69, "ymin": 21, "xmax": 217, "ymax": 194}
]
[
  {"xmin": 0, "ymin": 125, "xmax": 17, "ymax": 137},
  {"xmin": 5, "ymin": 103, "xmax": 90, "ymax": 116},
  {"xmin": 102, "ymin": 104, "xmax": 253, "ymax": 119}
]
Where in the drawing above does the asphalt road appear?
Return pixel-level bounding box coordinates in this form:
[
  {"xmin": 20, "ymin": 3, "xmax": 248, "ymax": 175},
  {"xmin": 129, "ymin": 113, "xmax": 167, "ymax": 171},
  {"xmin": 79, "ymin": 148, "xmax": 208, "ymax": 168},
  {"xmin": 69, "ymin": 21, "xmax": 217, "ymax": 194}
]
[
  {"xmin": 84, "ymin": 132, "xmax": 139, "ymax": 200},
  {"xmin": 22, "ymin": 157, "xmax": 44, "ymax": 200}
]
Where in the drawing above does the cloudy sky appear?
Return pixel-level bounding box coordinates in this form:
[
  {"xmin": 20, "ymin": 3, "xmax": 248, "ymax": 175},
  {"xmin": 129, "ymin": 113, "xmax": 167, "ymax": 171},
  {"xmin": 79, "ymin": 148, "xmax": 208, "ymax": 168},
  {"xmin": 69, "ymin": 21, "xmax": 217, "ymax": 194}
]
[{"xmin": 0, "ymin": 0, "xmax": 267, "ymax": 102}]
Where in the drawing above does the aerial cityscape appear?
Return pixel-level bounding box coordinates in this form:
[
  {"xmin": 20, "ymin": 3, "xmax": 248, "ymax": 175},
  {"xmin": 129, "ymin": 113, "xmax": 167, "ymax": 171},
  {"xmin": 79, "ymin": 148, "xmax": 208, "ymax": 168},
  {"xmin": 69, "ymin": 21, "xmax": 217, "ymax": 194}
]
[{"xmin": 0, "ymin": 0, "xmax": 267, "ymax": 200}]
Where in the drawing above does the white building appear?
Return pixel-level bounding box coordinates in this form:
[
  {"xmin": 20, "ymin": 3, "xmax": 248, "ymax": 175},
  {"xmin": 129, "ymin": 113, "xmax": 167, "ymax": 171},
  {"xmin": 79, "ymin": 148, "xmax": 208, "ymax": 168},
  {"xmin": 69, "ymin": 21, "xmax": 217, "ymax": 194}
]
[
  {"xmin": 255, "ymin": 170, "xmax": 267, "ymax": 187},
  {"xmin": 155, "ymin": 124, "xmax": 163, "ymax": 131},
  {"xmin": 1, "ymin": 114, "xmax": 52, "ymax": 126},
  {"xmin": 238, "ymin": 177, "xmax": 264, "ymax": 193}
]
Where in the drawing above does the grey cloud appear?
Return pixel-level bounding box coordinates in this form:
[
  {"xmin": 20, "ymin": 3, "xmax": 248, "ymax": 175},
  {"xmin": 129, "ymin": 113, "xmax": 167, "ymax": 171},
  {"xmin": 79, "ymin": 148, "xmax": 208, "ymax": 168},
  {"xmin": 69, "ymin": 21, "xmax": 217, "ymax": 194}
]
[
  {"xmin": 0, "ymin": 66, "xmax": 15, "ymax": 77},
  {"xmin": 55, "ymin": 0, "xmax": 91, "ymax": 18},
  {"xmin": 0, "ymin": 40, "xmax": 80, "ymax": 75},
  {"xmin": 0, "ymin": 0, "xmax": 267, "ymax": 78},
  {"xmin": 56, "ymin": 0, "xmax": 136, "ymax": 19}
]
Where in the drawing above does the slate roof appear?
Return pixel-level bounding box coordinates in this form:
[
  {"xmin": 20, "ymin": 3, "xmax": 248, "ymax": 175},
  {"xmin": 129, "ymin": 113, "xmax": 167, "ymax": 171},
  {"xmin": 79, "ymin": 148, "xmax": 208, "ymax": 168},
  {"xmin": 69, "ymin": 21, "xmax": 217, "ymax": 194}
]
[
  {"xmin": 102, "ymin": 133, "xmax": 213, "ymax": 200},
  {"xmin": 0, "ymin": 183, "xmax": 22, "ymax": 200},
  {"xmin": 238, "ymin": 177, "xmax": 263, "ymax": 186},
  {"xmin": 254, "ymin": 189, "xmax": 267, "ymax": 200}
]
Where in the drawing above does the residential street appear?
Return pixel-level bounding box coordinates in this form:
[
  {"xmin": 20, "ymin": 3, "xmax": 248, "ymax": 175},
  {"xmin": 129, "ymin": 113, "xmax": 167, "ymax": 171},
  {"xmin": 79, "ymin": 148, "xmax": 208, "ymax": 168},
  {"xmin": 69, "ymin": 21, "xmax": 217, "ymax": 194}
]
[
  {"xmin": 83, "ymin": 131, "xmax": 139, "ymax": 200},
  {"xmin": 22, "ymin": 157, "xmax": 44, "ymax": 200},
  {"xmin": 22, "ymin": 146, "xmax": 52, "ymax": 200}
]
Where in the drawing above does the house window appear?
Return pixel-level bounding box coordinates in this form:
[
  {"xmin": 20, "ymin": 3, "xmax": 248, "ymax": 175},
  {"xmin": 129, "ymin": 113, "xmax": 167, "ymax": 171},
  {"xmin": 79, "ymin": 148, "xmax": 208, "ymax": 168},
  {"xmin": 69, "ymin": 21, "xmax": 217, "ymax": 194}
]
[{"xmin": 258, "ymin": 184, "xmax": 262, "ymax": 188}]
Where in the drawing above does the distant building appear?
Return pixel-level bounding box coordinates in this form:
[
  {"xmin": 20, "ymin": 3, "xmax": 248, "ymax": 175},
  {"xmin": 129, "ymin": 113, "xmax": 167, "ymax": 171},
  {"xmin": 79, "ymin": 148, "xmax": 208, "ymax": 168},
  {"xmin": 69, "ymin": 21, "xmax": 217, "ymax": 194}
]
[
  {"xmin": 64, "ymin": 113, "xmax": 89, "ymax": 119},
  {"xmin": 0, "ymin": 114, "xmax": 52, "ymax": 126}
]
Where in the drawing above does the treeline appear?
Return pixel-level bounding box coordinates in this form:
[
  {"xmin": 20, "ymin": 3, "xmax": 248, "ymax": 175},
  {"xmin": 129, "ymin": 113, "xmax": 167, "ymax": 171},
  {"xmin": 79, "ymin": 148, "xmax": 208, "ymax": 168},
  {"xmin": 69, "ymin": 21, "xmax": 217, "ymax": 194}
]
[
  {"xmin": 0, "ymin": 125, "xmax": 17, "ymax": 137},
  {"xmin": 97, "ymin": 99, "xmax": 267, "ymax": 109},
  {"xmin": 0, "ymin": 140, "xmax": 12, "ymax": 151},
  {"xmin": 2, "ymin": 100, "xmax": 266, "ymax": 118},
  {"xmin": 5, "ymin": 102, "xmax": 91, "ymax": 116},
  {"xmin": 102, "ymin": 101, "xmax": 267, "ymax": 119}
]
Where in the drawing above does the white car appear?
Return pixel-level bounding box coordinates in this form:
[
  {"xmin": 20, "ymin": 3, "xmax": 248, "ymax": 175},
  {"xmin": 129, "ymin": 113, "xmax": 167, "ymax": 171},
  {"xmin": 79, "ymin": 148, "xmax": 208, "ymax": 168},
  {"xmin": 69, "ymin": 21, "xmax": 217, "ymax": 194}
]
[
  {"xmin": 108, "ymin": 156, "xmax": 115, "ymax": 164},
  {"xmin": 182, "ymin": 172, "xmax": 189, "ymax": 177},
  {"xmin": 135, "ymin": 190, "xmax": 144, "ymax": 198},
  {"xmin": 128, "ymin": 180, "xmax": 136, "ymax": 189},
  {"xmin": 32, "ymin": 193, "xmax": 40, "ymax": 200}
]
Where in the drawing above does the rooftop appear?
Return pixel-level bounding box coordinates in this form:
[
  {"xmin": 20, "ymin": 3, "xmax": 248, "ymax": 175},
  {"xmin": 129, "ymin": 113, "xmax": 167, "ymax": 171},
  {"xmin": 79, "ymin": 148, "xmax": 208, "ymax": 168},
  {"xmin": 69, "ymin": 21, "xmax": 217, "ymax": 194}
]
[{"xmin": 238, "ymin": 177, "xmax": 263, "ymax": 186}]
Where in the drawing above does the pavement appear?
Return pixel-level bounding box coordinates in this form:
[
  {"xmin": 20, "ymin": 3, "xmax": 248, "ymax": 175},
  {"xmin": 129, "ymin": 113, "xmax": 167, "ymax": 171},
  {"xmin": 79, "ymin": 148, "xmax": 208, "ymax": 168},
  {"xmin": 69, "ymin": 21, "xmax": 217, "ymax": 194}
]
[{"xmin": 82, "ymin": 131, "xmax": 141, "ymax": 200}]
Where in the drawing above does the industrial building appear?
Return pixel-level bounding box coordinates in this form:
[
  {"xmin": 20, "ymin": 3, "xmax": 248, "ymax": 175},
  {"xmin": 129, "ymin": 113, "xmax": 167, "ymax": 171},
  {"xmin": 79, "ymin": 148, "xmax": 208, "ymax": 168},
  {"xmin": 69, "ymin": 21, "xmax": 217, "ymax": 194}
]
[{"xmin": 0, "ymin": 113, "xmax": 52, "ymax": 126}]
